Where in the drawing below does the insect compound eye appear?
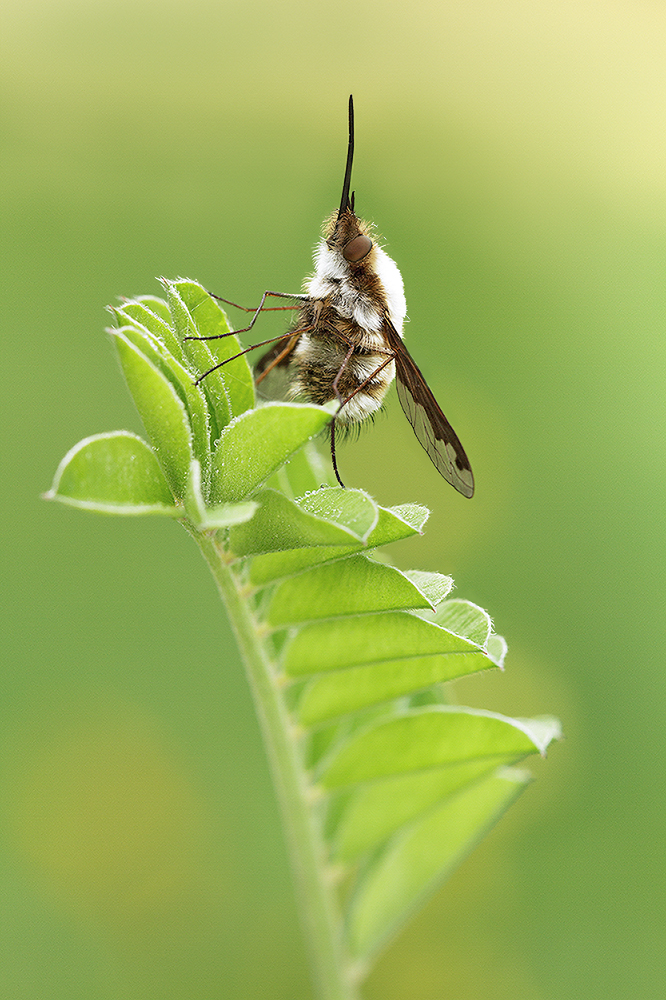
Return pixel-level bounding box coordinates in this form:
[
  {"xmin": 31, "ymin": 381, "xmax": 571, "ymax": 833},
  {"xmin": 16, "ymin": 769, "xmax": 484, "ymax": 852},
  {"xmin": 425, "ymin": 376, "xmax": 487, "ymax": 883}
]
[{"xmin": 342, "ymin": 234, "xmax": 373, "ymax": 262}]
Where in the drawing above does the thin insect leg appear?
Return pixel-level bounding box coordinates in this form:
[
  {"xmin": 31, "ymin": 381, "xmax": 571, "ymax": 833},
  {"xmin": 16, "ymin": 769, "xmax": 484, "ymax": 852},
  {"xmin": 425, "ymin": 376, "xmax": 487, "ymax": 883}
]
[
  {"xmin": 186, "ymin": 290, "xmax": 309, "ymax": 342},
  {"xmin": 331, "ymin": 344, "xmax": 357, "ymax": 404},
  {"xmin": 208, "ymin": 291, "xmax": 307, "ymax": 313},
  {"xmin": 328, "ymin": 343, "xmax": 357, "ymax": 488},
  {"xmin": 195, "ymin": 324, "xmax": 316, "ymax": 386},
  {"xmin": 193, "ymin": 333, "xmax": 299, "ymax": 386},
  {"xmin": 329, "ymin": 350, "xmax": 399, "ymax": 487},
  {"xmin": 338, "ymin": 351, "xmax": 397, "ymax": 413},
  {"xmin": 328, "ymin": 342, "xmax": 395, "ymax": 486},
  {"xmin": 330, "ymin": 420, "xmax": 345, "ymax": 488},
  {"xmin": 333, "ymin": 339, "xmax": 396, "ymax": 409},
  {"xmin": 255, "ymin": 334, "xmax": 301, "ymax": 386}
]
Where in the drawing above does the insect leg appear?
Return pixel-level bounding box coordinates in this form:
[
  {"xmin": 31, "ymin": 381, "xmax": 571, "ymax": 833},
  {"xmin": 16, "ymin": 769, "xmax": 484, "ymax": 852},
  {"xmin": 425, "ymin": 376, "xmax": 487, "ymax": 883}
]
[
  {"xmin": 255, "ymin": 334, "xmax": 300, "ymax": 386},
  {"xmin": 331, "ymin": 343, "xmax": 357, "ymax": 405},
  {"xmin": 193, "ymin": 331, "xmax": 302, "ymax": 385},
  {"xmin": 329, "ymin": 343, "xmax": 357, "ymax": 487},
  {"xmin": 339, "ymin": 352, "xmax": 396, "ymax": 410},
  {"xmin": 329, "ymin": 350, "xmax": 398, "ymax": 488},
  {"xmin": 208, "ymin": 291, "xmax": 308, "ymax": 313},
  {"xmin": 185, "ymin": 290, "xmax": 309, "ymax": 342},
  {"xmin": 330, "ymin": 421, "xmax": 345, "ymax": 488}
]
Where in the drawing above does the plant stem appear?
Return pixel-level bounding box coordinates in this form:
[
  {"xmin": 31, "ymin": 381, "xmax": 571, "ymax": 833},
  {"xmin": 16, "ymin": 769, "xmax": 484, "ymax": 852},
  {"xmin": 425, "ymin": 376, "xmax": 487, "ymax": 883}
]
[{"xmin": 195, "ymin": 529, "xmax": 360, "ymax": 1000}]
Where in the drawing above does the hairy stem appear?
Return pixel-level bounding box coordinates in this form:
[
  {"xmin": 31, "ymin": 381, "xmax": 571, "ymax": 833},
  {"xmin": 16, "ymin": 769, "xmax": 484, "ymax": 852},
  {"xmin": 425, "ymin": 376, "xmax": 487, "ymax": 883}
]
[{"xmin": 195, "ymin": 529, "xmax": 359, "ymax": 1000}]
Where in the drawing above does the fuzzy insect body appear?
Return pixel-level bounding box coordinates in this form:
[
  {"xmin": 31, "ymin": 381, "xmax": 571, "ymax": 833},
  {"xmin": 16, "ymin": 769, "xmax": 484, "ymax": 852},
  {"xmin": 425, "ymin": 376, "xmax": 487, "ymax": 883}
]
[
  {"xmin": 191, "ymin": 97, "xmax": 474, "ymax": 497},
  {"xmin": 267, "ymin": 210, "xmax": 406, "ymax": 426}
]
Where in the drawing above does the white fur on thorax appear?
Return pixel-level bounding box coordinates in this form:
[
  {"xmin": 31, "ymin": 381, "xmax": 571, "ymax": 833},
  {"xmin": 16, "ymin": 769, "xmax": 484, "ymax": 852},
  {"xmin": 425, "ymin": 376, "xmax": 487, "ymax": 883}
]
[{"xmin": 306, "ymin": 240, "xmax": 407, "ymax": 342}]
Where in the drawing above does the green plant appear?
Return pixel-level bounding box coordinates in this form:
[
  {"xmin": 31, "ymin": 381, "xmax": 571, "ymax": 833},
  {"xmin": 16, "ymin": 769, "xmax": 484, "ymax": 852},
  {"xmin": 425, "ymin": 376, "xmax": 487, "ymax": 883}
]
[{"xmin": 45, "ymin": 278, "xmax": 560, "ymax": 1000}]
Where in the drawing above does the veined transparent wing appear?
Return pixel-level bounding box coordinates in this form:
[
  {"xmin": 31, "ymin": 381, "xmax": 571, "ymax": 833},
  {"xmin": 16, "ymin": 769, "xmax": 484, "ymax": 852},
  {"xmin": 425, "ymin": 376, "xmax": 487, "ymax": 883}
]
[{"xmin": 385, "ymin": 321, "xmax": 474, "ymax": 498}]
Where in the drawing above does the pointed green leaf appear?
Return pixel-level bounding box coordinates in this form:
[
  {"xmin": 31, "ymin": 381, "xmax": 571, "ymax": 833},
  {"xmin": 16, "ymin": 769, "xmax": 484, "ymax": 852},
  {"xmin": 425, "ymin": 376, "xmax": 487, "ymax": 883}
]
[
  {"xmin": 111, "ymin": 332, "xmax": 193, "ymax": 499},
  {"xmin": 296, "ymin": 650, "xmax": 493, "ymax": 725},
  {"xmin": 285, "ymin": 612, "xmax": 479, "ymax": 676},
  {"xmin": 329, "ymin": 760, "xmax": 515, "ymax": 860},
  {"xmin": 210, "ymin": 402, "xmax": 335, "ymax": 503},
  {"xmin": 44, "ymin": 431, "xmax": 179, "ymax": 516},
  {"xmin": 433, "ymin": 599, "xmax": 492, "ymax": 646},
  {"xmin": 297, "ymin": 488, "xmax": 379, "ymax": 542},
  {"xmin": 166, "ymin": 278, "xmax": 254, "ymax": 424},
  {"xmin": 135, "ymin": 293, "xmax": 173, "ymax": 323},
  {"xmin": 115, "ymin": 324, "xmax": 211, "ymax": 478},
  {"xmin": 427, "ymin": 600, "xmax": 507, "ymax": 668},
  {"xmin": 184, "ymin": 459, "xmax": 257, "ymax": 529},
  {"xmin": 364, "ymin": 504, "xmax": 429, "ymax": 547},
  {"xmin": 162, "ymin": 281, "xmax": 234, "ymax": 437},
  {"xmin": 111, "ymin": 319, "xmax": 181, "ymax": 383},
  {"xmin": 113, "ymin": 298, "xmax": 183, "ymax": 360},
  {"xmin": 383, "ymin": 504, "xmax": 429, "ymax": 534},
  {"xmin": 248, "ymin": 503, "xmax": 430, "ymax": 587},
  {"xmin": 403, "ymin": 570, "xmax": 453, "ymax": 606},
  {"xmin": 290, "ymin": 612, "xmax": 495, "ymax": 724},
  {"xmin": 486, "ymin": 633, "xmax": 508, "ymax": 668},
  {"xmin": 346, "ymin": 768, "xmax": 530, "ymax": 959},
  {"xmin": 267, "ymin": 556, "xmax": 433, "ymax": 628},
  {"xmin": 319, "ymin": 706, "xmax": 559, "ymax": 789},
  {"xmin": 514, "ymin": 715, "xmax": 563, "ymax": 749},
  {"xmin": 228, "ymin": 489, "xmax": 365, "ymax": 556}
]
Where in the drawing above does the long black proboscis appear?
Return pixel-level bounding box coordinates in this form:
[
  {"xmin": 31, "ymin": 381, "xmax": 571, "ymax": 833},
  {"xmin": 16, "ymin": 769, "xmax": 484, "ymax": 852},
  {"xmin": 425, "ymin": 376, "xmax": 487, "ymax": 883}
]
[{"xmin": 337, "ymin": 95, "xmax": 355, "ymax": 220}]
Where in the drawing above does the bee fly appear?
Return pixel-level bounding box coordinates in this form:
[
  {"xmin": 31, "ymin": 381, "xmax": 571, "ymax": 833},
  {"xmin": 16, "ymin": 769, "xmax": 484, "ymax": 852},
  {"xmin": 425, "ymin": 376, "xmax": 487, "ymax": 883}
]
[{"xmin": 188, "ymin": 96, "xmax": 474, "ymax": 497}]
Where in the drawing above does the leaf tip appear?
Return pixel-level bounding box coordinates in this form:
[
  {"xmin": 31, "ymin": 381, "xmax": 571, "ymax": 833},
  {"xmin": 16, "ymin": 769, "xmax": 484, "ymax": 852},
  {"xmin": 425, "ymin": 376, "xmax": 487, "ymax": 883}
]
[{"xmin": 518, "ymin": 715, "xmax": 563, "ymax": 755}]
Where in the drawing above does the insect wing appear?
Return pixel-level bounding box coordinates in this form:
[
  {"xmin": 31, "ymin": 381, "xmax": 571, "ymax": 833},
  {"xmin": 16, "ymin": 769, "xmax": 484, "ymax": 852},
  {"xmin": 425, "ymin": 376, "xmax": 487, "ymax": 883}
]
[
  {"xmin": 252, "ymin": 333, "xmax": 299, "ymax": 403},
  {"xmin": 385, "ymin": 322, "xmax": 474, "ymax": 497},
  {"xmin": 255, "ymin": 333, "xmax": 298, "ymax": 381}
]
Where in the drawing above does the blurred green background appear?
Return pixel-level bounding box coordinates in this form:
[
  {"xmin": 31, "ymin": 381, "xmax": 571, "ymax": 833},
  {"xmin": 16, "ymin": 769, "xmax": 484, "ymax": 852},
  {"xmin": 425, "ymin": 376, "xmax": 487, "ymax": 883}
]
[{"xmin": 2, "ymin": 1, "xmax": 664, "ymax": 997}]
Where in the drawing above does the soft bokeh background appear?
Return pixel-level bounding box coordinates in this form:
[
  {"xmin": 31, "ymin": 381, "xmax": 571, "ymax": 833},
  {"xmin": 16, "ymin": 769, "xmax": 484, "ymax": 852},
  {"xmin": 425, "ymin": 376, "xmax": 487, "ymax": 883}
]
[{"xmin": 2, "ymin": 1, "xmax": 664, "ymax": 997}]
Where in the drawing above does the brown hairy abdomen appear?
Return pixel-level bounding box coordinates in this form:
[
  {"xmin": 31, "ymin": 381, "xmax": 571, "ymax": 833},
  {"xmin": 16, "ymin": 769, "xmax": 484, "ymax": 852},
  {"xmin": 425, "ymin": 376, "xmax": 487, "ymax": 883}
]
[{"xmin": 289, "ymin": 301, "xmax": 393, "ymax": 419}]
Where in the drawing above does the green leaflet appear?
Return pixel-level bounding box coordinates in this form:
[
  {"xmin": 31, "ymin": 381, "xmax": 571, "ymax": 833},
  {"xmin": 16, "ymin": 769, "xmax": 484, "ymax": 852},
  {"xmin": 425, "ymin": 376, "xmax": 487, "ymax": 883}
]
[
  {"xmin": 44, "ymin": 431, "xmax": 179, "ymax": 516},
  {"xmin": 113, "ymin": 296, "xmax": 185, "ymax": 361},
  {"xmin": 287, "ymin": 612, "xmax": 493, "ymax": 724},
  {"xmin": 228, "ymin": 489, "xmax": 367, "ymax": 555},
  {"xmin": 318, "ymin": 706, "xmax": 559, "ymax": 788},
  {"xmin": 166, "ymin": 278, "xmax": 254, "ymax": 434},
  {"xmin": 114, "ymin": 322, "xmax": 213, "ymax": 481},
  {"xmin": 111, "ymin": 331, "xmax": 194, "ymax": 499},
  {"xmin": 47, "ymin": 278, "xmax": 560, "ymax": 991},
  {"xmin": 266, "ymin": 556, "xmax": 435, "ymax": 627},
  {"xmin": 170, "ymin": 278, "xmax": 255, "ymax": 420},
  {"xmin": 247, "ymin": 500, "xmax": 428, "ymax": 585},
  {"xmin": 345, "ymin": 768, "xmax": 530, "ymax": 959},
  {"xmin": 210, "ymin": 401, "xmax": 337, "ymax": 503}
]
